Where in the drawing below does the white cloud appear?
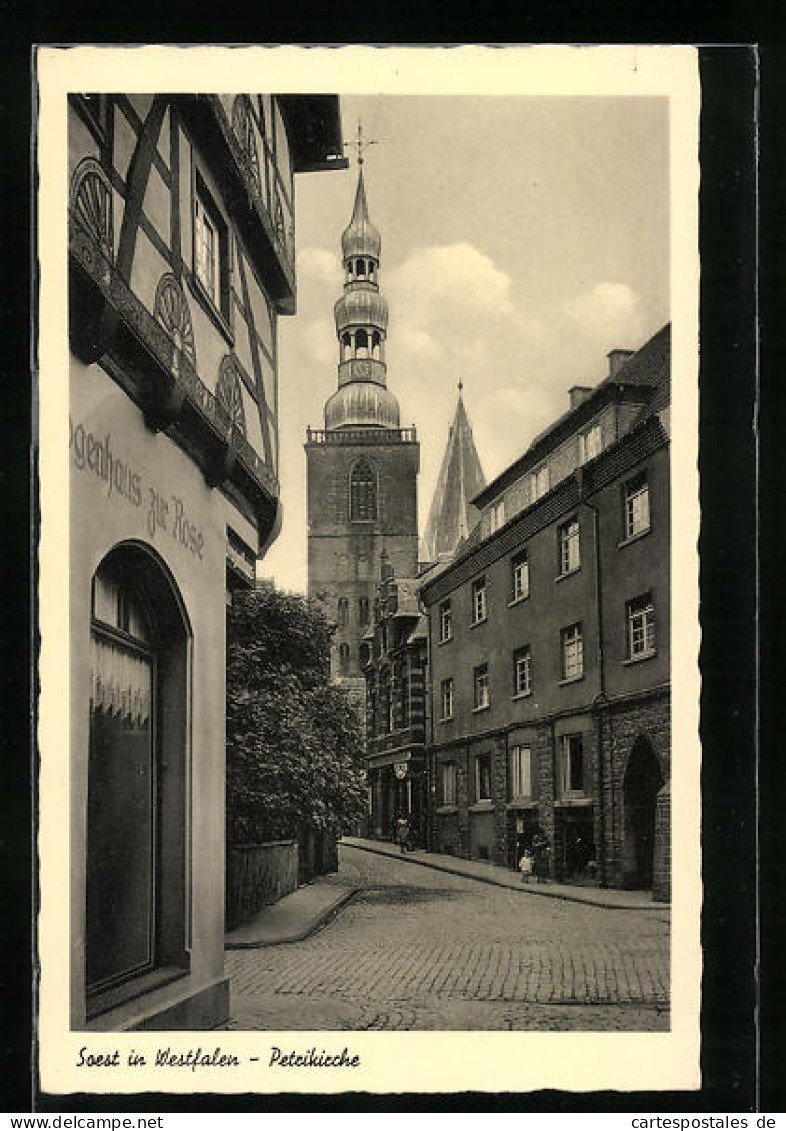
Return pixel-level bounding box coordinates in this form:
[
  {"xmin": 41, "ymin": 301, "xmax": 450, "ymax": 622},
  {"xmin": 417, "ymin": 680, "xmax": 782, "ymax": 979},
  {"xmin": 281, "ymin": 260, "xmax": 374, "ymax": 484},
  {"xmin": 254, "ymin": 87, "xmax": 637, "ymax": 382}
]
[
  {"xmin": 388, "ymin": 242, "xmax": 514, "ymax": 325},
  {"xmin": 297, "ymin": 246, "xmax": 342, "ymax": 288},
  {"xmin": 563, "ymin": 282, "xmax": 645, "ymax": 350}
]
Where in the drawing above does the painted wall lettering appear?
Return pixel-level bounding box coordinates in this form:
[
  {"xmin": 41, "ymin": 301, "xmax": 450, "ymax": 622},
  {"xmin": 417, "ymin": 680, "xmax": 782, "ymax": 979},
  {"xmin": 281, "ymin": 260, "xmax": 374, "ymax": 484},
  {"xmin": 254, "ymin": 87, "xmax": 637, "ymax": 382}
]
[{"xmin": 70, "ymin": 415, "xmax": 207, "ymax": 563}]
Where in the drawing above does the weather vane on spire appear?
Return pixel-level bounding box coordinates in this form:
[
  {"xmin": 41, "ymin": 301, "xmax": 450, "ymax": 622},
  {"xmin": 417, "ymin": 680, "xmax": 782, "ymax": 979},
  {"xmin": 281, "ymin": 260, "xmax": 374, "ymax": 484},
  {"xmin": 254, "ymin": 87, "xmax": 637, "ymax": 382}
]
[
  {"xmin": 458, "ymin": 378, "xmax": 464, "ymax": 395},
  {"xmin": 345, "ymin": 119, "xmax": 377, "ymax": 166}
]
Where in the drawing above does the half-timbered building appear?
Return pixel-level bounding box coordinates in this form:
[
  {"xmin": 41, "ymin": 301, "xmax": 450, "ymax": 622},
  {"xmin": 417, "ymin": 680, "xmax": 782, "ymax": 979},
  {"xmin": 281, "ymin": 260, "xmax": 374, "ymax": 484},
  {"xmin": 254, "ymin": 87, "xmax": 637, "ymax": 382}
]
[{"xmin": 68, "ymin": 92, "xmax": 344, "ymax": 1029}]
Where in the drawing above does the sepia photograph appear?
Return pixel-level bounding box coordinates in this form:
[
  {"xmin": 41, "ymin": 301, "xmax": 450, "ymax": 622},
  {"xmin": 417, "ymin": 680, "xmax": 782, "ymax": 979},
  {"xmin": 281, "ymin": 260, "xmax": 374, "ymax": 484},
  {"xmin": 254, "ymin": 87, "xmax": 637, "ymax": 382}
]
[{"xmin": 38, "ymin": 45, "xmax": 700, "ymax": 1095}]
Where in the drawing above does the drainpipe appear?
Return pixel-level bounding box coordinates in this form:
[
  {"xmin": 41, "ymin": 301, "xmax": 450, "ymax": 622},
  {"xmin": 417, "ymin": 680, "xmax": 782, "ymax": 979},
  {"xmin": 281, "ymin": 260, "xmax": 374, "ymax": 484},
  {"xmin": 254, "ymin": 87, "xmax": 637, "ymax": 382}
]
[
  {"xmin": 422, "ymin": 589, "xmax": 434, "ymax": 853},
  {"xmin": 581, "ymin": 471, "xmax": 608, "ymax": 888}
]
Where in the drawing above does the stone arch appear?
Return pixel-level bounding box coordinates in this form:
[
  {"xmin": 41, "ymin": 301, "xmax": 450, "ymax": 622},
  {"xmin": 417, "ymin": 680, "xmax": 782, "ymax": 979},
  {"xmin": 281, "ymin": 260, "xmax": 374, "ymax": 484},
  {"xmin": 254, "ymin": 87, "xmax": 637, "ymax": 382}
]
[{"xmin": 621, "ymin": 734, "xmax": 665, "ymax": 889}]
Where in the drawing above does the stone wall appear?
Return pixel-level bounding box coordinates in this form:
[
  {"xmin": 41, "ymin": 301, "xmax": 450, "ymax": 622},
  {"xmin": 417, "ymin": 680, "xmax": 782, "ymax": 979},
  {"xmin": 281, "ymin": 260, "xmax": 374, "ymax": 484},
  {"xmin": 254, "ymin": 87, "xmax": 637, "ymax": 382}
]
[{"xmin": 226, "ymin": 839, "xmax": 298, "ymax": 931}]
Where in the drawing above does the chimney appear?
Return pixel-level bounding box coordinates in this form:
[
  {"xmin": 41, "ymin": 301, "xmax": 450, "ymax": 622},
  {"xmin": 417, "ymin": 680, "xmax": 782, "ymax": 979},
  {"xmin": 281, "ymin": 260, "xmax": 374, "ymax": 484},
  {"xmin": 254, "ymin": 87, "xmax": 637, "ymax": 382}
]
[
  {"xmin": 568, "ymin": 386, "xmax": 593, "ymax": 410},
  {"xmin": 607, "ymin": 348, "xmax": 634, "ymax": 378}
]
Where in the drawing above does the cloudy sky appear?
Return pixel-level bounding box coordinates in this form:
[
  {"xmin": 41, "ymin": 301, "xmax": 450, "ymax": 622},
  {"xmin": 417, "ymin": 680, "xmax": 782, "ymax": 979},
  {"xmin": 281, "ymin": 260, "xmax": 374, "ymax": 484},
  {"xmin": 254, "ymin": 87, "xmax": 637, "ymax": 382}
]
[{"xmin": 262, "ymin": 94, "xmax": 669, "ymax": 593}]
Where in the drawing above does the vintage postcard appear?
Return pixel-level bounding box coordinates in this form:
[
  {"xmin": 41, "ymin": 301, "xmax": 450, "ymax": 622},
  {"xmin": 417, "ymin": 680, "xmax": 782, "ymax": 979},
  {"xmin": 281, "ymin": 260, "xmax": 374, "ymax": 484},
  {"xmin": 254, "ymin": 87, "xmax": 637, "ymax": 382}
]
[{"xmin": 36, "ymin": 43, "xmax": 700, "ymax": 1096}]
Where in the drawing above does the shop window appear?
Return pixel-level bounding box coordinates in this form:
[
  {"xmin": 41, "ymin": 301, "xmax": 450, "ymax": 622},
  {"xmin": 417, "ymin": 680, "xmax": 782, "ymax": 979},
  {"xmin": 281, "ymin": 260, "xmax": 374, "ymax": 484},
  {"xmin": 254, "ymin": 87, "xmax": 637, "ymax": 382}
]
[
  {"xmin": 509, "ymin": 745, "xmax": 532, "ymax": 800},
  {"xmin": 439, "ymin": 599, "xmax": 452, "ymax": 643},
  {"xmin": 475, "ymin": 753, "xmax": 493, "ymax": 802},
  {"xmin": 627, "ymin": 593, "xmax": 656, "ymax": 658},
  {"xmin": 441, "ymin": 762, "xmax": 457, "ymax": 806},
  {"xmin": 558, "ymin": 734, "xmax": 585, "ymax": 798},
  {"xmin": 350, "ymin": 460, "xmax": 377, "ymax": 521},
  {"xmin": 558, "ymin": 518, "xmax": 580, "ymax": 575},
  {"xmin": 561, "ymin": 622, "xmax": 584, "ymax": 681},
  {"xmin": 513, "ymin": 645, "xmax": 532, "ymax": 696},
  {"xmin": 440, "ymin": 677, "xmax": 454, "ymax": 721},
  {"xmin": 86, "ymin": 546, "xmax": 189, "ymax": 1015},
  {"xmin": 194, "ymin": 174, "xmax": 229, "ymax": 320},
  {"xmin": 471, "ymin": 577, "xmax": 487, "ymax": 625},
  {"xmin": 473, "ymin": 663, "xmax": 490, "ymax": 711},
  {"xmin": 511, "ymin": 550, "xmax": 529, "ymax": 602},
  {"xmin": 623, "ymin": 472, "xmax": 651, "ymax": 539}
]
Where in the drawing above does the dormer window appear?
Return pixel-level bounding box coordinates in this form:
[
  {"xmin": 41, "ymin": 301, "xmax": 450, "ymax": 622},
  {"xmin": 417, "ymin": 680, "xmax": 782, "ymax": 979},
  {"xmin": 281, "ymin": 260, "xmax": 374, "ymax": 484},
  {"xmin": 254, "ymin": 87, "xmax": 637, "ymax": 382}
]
[
  {"xmin": 578, "ymin": 423, "xmax": 602, "ymax": 464},
  {"xmin": 531, "ymin": 464, "xmax": 550, "ymax": 502}
]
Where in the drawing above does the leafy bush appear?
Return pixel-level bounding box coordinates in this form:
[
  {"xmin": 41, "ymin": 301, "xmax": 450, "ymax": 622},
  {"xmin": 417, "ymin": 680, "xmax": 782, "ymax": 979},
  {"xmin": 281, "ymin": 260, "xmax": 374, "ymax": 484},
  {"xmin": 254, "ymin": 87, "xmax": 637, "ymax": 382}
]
[{"xmin": 226, "ymin": 585, "xmax": 366, "ymax": 845}]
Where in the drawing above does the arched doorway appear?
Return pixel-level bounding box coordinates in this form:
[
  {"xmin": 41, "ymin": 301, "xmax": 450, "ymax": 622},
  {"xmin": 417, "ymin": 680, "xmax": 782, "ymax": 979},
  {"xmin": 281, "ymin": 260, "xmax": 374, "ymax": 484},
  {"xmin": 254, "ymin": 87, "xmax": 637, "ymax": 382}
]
[
  {"xmin": 622, "ymin": 736, "xmax": 665, "ymax": 889},
  {"xmin": 85, "ymin": 543, "xmax": 191, "ymax": 1012}
]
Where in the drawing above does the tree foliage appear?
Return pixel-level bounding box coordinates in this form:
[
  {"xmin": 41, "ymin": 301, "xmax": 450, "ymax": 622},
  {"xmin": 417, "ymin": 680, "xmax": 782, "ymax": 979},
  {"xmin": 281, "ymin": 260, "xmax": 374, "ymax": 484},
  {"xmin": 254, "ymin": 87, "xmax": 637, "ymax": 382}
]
[{"xmin": 226, "ymin": 585, "xmax": 367, "ymax": 845}]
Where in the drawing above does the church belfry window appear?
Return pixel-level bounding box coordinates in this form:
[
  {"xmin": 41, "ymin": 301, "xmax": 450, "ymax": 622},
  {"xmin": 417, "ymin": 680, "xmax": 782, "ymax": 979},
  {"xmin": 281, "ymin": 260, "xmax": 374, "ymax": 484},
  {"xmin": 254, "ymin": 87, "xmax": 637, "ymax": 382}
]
[{"xmin": 350, "ymin": 459, "xmax": 377, "ymax": 522}]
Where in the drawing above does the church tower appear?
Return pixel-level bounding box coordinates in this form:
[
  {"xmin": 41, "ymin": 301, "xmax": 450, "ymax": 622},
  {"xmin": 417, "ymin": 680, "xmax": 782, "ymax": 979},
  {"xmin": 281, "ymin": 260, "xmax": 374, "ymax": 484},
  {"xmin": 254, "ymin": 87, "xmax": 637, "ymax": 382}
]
[{"xmin": 306, "ymin": 152, "xmax": 419, "ymax": 703}]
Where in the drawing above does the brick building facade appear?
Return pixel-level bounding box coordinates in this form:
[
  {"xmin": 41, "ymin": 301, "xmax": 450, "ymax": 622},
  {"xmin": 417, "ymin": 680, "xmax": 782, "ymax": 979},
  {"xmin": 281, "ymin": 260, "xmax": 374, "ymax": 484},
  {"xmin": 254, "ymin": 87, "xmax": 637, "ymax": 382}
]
[{"xmin": 421, "ymin": 327, "xmax": 671, "ymax": 898}]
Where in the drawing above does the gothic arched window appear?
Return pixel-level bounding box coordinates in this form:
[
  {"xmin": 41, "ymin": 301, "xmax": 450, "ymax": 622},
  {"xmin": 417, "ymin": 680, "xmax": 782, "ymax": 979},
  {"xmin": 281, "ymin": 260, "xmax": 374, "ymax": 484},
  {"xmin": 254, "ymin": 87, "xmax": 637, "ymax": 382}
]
[
  {"xmin": 350, "ymin": 460, "xmax": 377, "ymax": 522},
  {"xmin": 337, "ymin": 597, "xmax": 349, "ymax": 627},
  {"xmin": 339, "ymin": 642, "xmax": 350, "ymax": 676}
]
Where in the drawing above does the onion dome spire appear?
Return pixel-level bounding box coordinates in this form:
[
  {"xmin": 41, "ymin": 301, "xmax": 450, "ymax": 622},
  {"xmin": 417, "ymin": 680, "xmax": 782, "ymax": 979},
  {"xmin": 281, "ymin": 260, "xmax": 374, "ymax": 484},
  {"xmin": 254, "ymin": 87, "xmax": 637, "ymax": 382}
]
[{"xmin": 325, "ymin": 142, "xmax": 401, "ymax": 431}]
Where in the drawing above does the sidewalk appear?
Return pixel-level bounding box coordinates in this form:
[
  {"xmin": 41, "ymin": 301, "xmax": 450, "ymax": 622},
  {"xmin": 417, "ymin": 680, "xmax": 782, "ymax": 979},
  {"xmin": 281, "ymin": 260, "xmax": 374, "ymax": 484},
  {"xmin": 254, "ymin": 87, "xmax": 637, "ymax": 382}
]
[
  {"xmin": 342, "ymin": 836, "xmax": 669, "ymax": 912},
  {"xmin": 225, "ymin": 878, "xmax": 359, "ymax": 949}
]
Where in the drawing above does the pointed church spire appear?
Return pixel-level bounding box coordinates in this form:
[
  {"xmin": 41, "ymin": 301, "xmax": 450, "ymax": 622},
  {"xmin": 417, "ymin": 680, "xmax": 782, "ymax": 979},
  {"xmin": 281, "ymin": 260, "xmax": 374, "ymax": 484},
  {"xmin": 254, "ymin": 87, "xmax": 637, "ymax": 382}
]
[{"xmin": 420, "ymin": 389, "xmax": 486, "ymax": 563}]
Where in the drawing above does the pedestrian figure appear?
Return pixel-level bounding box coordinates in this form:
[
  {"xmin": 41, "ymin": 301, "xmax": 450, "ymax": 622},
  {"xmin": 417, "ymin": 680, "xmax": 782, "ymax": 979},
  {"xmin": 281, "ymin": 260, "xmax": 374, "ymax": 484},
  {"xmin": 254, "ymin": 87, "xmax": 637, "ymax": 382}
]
[
  {"xmin": 395, "ymin": 814, "xmax": 410, "ymax": 854},
  {"xmin": 518, "ymin": 848, "xmax": 534, "ymax": 883},
  {"xmin": 531, "ymin": 827, "xmax": 550, "ymax": 883}
]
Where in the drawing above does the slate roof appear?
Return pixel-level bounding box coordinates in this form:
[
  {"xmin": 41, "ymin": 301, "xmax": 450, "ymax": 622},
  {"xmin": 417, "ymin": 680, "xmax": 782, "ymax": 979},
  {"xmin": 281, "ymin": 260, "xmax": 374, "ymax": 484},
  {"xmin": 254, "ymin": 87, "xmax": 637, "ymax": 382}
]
[{"xmin": 420, "ymin": 395, "xmax": 486, "ymax": 564}]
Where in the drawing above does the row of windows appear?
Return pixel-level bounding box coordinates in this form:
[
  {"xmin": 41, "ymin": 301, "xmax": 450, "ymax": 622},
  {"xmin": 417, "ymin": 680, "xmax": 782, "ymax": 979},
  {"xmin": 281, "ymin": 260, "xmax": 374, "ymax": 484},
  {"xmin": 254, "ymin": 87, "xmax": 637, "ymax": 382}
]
[
  {"xmin": 438, "ymin": 595, "xmax": 656, "ymax": 720},
  {"xmin": 490, "ymin": 422, "xmax": 605, "ymax": 532},
  {"xmin": 336, "ymin": 596, "xmax": 370, "ymax": 627},
  {"xmin": 438, "ymin": 734, "xmax": 586, "ymax": 806},
  {"xmin": 439, "ymin": 474, "xmax": 651, "ymax": 643}
]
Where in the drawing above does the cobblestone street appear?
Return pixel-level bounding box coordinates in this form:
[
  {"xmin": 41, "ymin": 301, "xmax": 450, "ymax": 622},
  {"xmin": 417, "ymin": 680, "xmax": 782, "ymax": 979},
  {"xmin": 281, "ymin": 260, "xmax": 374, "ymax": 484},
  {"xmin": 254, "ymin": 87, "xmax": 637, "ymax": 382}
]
[{"xmin": 224, "ymin": 843, "xmax": 670, "ymax": 1031}]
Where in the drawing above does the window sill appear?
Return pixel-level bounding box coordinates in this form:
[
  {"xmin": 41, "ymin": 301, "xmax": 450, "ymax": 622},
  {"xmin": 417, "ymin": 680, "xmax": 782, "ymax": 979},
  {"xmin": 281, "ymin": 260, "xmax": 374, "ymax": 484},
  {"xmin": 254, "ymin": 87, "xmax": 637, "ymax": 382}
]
[
  {"xmin": 558, "ymin": 674, "xmax": 584, "ymax": 687},
  {"xmin": 469, "ymin": 617, "xmax": 488, "ymax": 629},
  {"xmin": 555, "ymin": 567, "xmax": 581, "ymax": 583},
  {"xmin": 511, "ymin": 690, "xmax": 532, "ymax": 701},
  {"xmin": 471, "ymin": 704, "xmax": 491, "ymax": 714},
  {"xmin": 86, "ymin": 965, "xmax": 188, "ymax": 1022},
  {"xmin": 435, "ymin": 804, "xmax": 458, "ymax": 815},
  {"xmin": 187, "ymin": 274, "xmax": 234, "ymax": 347},
  {"xmin": 554, "ymin": 796, "xmax": 593, "ymax": 808},
  {"xmin": 508, "ymin": 594, "xmax": 530, "ymax": 608},
  {"xmin": 438, "ymin": 716, "xmax": 455, "ymax": 725},
  {"xmin": 617, "ymin": 526, "xmax": 651, "ymax": 549},
  {"xmin": 438, "ymin": 636, "xmax": 453, "ymax": 646},
  {"xmin": 507, "ymin": 799, "xmax": 538, "ymax": 810},
  {"xmin": 621, "ymin": 650, "xmax": 657, "ymax": 666},
  {"xmin": 469, "ymin": 800, "xmax": 494, "ymax": 812}
]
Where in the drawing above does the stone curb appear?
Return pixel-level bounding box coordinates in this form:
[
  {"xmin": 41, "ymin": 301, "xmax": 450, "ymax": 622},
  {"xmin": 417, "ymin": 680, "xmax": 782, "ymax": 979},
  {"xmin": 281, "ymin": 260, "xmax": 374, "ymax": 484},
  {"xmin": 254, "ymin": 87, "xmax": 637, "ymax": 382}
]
[
  {"xmin": 225, "ymin": 886, "xmax": 360, "ymax": 949},
  {"xmin": 344, "ymin": 840, "xmax": 669, "ymax": 912}
]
